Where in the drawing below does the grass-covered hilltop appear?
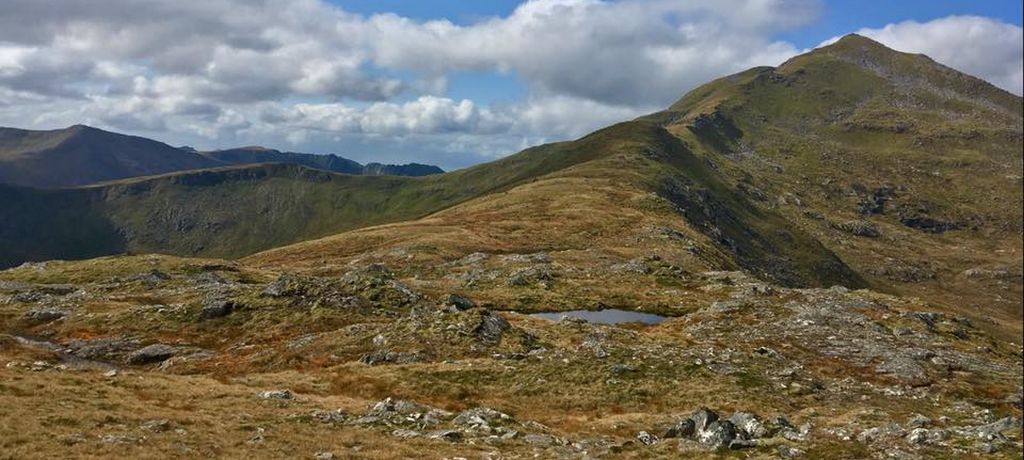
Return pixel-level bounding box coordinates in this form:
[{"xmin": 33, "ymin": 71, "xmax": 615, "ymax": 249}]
[{"xmin": 1, "ymin": 35, "xmax": 1021, "ymax": 459}]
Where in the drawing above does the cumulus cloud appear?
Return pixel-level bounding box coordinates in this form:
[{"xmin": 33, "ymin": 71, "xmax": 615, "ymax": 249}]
[
  {"xmin": 0, "ymin": 1, "xmax": 1020, "ymax": 168},
  {"xmin": 825, "ymin": 16, "xmax": 1023, "ymax": 95},
  {"xmin": 266, "ymin": 96, "xmax": 512, "ymax": 136},
  {"xmin": 364, "ymin": 0, "xmax": 812, "ymax": 105}
]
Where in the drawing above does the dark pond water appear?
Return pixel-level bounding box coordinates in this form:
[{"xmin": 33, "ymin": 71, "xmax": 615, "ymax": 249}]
[{"xmin": 529, "ymin": 309, "xmax": 667, "ymax": 325}]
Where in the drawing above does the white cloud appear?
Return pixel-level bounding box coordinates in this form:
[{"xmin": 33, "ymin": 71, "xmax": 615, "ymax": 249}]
[{"xmin": 825, "ymin": 16, "xmax": 1023, "ymax": 95}]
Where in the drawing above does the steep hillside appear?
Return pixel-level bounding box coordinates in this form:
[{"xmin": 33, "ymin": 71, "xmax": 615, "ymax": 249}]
[{"xmin": 0, "ymin": 125, "xmax": 222, "ymax": 188}]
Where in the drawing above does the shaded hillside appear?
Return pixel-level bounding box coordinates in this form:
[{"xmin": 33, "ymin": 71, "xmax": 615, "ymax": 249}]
[{"xmin": 0, "ymin": 125, "xmax": 222, "ymax": 188}]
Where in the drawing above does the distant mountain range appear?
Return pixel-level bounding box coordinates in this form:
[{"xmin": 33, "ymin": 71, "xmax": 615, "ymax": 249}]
[{"xmin": 0, "ymin": 125, "xmax": 443, "ymax": 188}]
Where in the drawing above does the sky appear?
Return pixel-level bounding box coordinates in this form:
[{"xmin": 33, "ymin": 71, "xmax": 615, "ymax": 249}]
[{"xmin": 0, "ymin": 1, "xmax": 1021, "ymax": 170}]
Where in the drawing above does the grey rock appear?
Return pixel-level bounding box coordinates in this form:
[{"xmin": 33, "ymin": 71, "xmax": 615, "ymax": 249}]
[
  {"xmin": 663, "ymin": 418, "xmax": 695, "ymax": 438},
  {"xmin": 428, "ymin": 429, "xmax": 462, "ymax": 441},
  {"xmin": 366, "ymin": 397, "xmax": 428, "ymax": 418},
  {"xmin": 961, "ymin": 416, "xmax": 1019, "ymax": 441},
  {"xmin": 391, "ymin": 429, "xmax": 421, "ymax": 438},
  {"xmin": 611, "ymin": 258, "xmax": 650, "ymax": 274},
  {"xmin": 257, "ymin": 389, "xmax": 293, "ymax": 400},
  {"xmin": 445, "ymin": 294, "xmax": 476, "ymax": 311},
  {"xmin": 313, "ymin": 452, "xmax": 336, "ymax": 460},
  {"xmin": 100, "ymin": 434, "xmax": 141, "ymax": 444},
  {"xmin": 688, "ymin": 408, "xmax": 720, "ymax": 432},
  {"xmin": 453, "ymin": 407, "xmax": 510, "ymax": 428},
  {"xmin": 836, "ymin": 220, "xmax": 881, "ymax": 237},
  {"xmin": 262, "ymin": 274, "xmax": 303, "ymax": 297},
  {"xmin": 311, "ymin": 409, "xmax": 349, "ymax": 424},
  {"xmin": 507, "ymin": 266, "xmax": 555, "ymax": 287},
  {"xmin": 610, "ymin": 363, "xmax": 638, "ymax": 375},
  {"xmin": 199, "ymin": 300, "xmax": 235, "ymax": 320},
  {"xmin": 359, "ymin": 350, "xmax": 423, "ymax": 365},
  {"xmin": 777, "ymin": 445, "xmax": 805, "ymax": 458},
  {"xmin": 906, "ymin": 428, "xmax": 929, "ymax": 444},
  {"xmin": 126, "ymin": 344, "xmax": 178, "ymax": 365},
  {"xmin": 524, "ymin": 433, "xmax": 555, "ymax": 446},
  {"xmin": 728, "ymin": 439, "xmax": 759, "ymax": 449},
  {"xmin": 129, "ymin": 269, "xmax": 171, "ymax": 283},
  {"xmin": 728, "ymin": 411, "xmax": 767, "ymax": 439},
  {"xmin": 697, "ymin": 420, "xmax": 737, "ymax": 448},
  {"xmin": 24, "ymin": 308, "xmax": 66, "ymax": 323},
  {"xmin": 141, "ymin": 419, "xmax": 173, "ymax": 432},
  {"xmin": 581, "ymin": 333, "xmax": 609, "ymax": 359},
  {"xmin": 192, "ymin": 272, "xmax": 228, "ymax": 285},
  {"xmin": 500, "ymin": 252, "xmax": 551, "ymax": 264},
  {"xmin": 474, "ymin": 311, "xmax": 510, "ymax": 344},
  {"xmin": 69, "ymin": 337, "xmax": 140, "ymax": 361},
  {"xmin": 636, "ymin": 431, "xmax": 659, "ymax": 445},
  {"xmin": 906, "ymin": 414, "xmax": 931, "ymax": 429}
]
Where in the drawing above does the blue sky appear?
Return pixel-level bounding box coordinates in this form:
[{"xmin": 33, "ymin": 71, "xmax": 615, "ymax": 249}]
[{"xmin": 1, "ymin": 0, "xmax": 1021, "ymax": 169}]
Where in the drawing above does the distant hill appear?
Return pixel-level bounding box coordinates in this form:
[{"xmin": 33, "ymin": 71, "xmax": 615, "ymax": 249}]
[
  {"xmin": 200, "ymin": 147, "xmax": 443, "ymax": 177},
  {"xmin": 0, "ymin": 126, "xmax": 444, "ymax": 189},
  {"xmin": 0, "ymin": 125, "xmax": 222, "ymax": 188}
]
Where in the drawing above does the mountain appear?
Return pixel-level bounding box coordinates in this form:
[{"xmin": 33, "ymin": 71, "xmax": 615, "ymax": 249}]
[
  {"xmin": 0, "ymin": 126, "xmax": 444, "ymax": 189},
  {"xmin": 1, "ymin": 34, "xmax": 1021, "ymax": 459},
  {"xmin": 0, "ymin": 125, "xmax": 222, "ymax": 188},
  {"xmin": 200, "ymin": 147, "xmax": 444, "ymax": 176}
]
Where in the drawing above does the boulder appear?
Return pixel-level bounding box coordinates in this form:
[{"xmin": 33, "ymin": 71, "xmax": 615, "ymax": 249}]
[
  {"xmin": 126, "ymin": 344, "xmax": 178, "ymax": 365},
  {"xmin": 445, "ymin": 294, "xmax": 476, "ymax": 311},
  {"xmin": 199, "ymin": 300, "xmax": 235, "ymax": 319},
  {"xmin": 474, "ymin": 311, "xmax": 510, "ymax": 344},
  {"xmin": 24, "ymin": 308, "xmax": 66, "ymax": 323}
]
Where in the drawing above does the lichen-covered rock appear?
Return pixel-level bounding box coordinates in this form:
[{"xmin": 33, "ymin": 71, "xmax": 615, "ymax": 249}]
[{"xmin": 474, "ymin": 311, "xmax": 510, "ymax": 344}]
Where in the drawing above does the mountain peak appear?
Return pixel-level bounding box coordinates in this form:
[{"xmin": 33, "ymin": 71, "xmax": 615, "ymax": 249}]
[{"xmin": 827, "ymin": 33, "xmax": 886, "ymax": 49}]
